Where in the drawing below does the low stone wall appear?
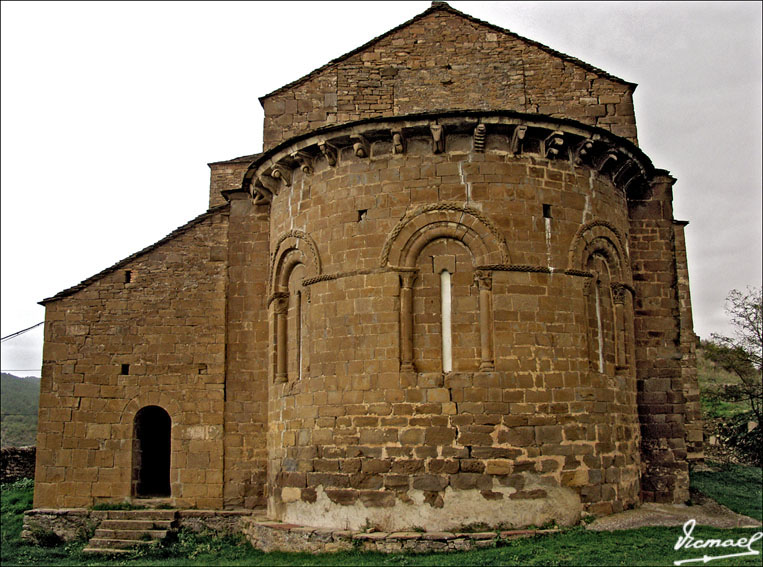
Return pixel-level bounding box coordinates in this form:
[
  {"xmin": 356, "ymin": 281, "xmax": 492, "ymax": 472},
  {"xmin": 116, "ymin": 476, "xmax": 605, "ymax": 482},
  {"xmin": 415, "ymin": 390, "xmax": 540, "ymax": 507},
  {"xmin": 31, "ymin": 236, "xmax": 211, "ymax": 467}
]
[
  {"xmin": 177, "ymin": 510, "xmax": 253, "ymax": 535},
  {"xmin": 0, "ymin": 446, "xmax": 36, "ymax": 483},
  {"xmin": 22, "ymin": 508, "xmax": 257, "ymax": 544},
  {"xmin": 242, "ymin": 518, "xmax": 559, "ymax": 554},
  {"xmin": 23, "ymin": 507, "xmax": 559, "ymax": 554},
  {"xmin": 22, "ymin": 509, "xmax": 94, "ymax": 544}
]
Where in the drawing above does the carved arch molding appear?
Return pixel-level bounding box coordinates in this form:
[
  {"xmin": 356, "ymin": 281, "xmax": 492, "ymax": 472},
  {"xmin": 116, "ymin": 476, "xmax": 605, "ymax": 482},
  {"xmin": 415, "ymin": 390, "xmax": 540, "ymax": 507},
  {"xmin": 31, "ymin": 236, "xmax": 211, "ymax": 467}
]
[
  {"xmin": 569, "ymin": 221, "xmax": 634, "ymax": 373},
  {"xmin": 270, "ymin": 230, "xmax": 322, "ymax": 383},
  {"xmin": 382, "ymin": 203, "xmax": 509, "ymax": 372}
]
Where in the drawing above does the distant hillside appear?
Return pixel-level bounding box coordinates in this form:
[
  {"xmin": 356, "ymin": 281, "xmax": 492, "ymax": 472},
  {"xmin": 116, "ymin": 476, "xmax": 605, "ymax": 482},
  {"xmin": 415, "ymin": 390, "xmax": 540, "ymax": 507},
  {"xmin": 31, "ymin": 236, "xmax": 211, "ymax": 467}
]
[{"xmin": 1, "ymin": 373, "xmax": 40, "ymax": 448}]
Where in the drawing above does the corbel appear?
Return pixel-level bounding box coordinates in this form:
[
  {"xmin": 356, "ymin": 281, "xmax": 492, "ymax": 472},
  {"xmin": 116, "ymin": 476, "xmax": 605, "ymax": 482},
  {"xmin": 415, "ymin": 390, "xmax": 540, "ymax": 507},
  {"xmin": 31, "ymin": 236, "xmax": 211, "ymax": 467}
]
[
  {"xmin": 544, "ymin": 131, "xmax": 565, "ymax": 158},
  {"xmin": 391, "ymin": 129, "xmax": 406, "ymax": 155},
  {"xmin": 612, "ymin": 159, "xmax": 635, "ymax": 186},
  {"xmin": 573, "ymin": 139, "xmax": 595, "ymax": 165},
  {"xmin": 270, "ymin": 164, "xmax": 291, "ymax": 187},
  {"xmin": 318, "ymin": 140, "xmax": 337, "ymax": 166},
  {"xmin": 473, "ymin": 123, "xmax": 486, "ymax": 153},
  {"xmin": 510, "ymin": 125, "xmax": 527, "ymax": 155},
  {"xmin": 351, "ymin": 134, "xmax": 370, "ymax": 158},
  {"xmin": 622, "ymin": 173, "xmax": 645, "ymax": 196},
  {"xmin": 430, "ymin": 124, "xmax": 445, "ymax": 154},
  {"xmin": 290, "ymin": 150, "xmax": 313, "ymax": 175},
  {"xmin": 257, "ymin": 173, "xmax": 281, "ymax": 196},
  {"xmin": 252, "ymin": 192, "xmax": 270, "ymax": 206},
  {"xmin": 594, "ymin": 148, "xmax": 619, "ymax": 174}
]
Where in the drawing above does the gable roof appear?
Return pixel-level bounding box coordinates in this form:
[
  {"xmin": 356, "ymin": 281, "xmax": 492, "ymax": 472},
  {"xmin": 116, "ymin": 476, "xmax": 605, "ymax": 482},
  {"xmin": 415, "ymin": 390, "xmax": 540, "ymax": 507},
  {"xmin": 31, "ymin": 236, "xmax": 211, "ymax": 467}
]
[
  {"xmin": 39, "ymin": 204, "xmax": 230, "ymax": 305},
  {"xmin": 260, "ymin": 1, "xmax": 635, "ymax": 104}
]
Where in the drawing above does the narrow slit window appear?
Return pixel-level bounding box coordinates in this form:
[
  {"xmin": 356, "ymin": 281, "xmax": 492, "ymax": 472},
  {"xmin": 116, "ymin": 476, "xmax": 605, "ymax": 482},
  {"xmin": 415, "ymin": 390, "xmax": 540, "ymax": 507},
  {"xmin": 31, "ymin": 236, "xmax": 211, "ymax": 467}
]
[
  {"xmin": 440, "ymin": 269, "xmax": 453, "ymax": 373},
  {"xmin": 124, "ymin": 270, "xmax": 132, "ymax": 283},
  {"xmin": 296, "ymin": 291, "xmax": 303, "ymax": 380},
  {"xmin": 543, "ymin": 204, "xmax": 552, "ymax": 218}
]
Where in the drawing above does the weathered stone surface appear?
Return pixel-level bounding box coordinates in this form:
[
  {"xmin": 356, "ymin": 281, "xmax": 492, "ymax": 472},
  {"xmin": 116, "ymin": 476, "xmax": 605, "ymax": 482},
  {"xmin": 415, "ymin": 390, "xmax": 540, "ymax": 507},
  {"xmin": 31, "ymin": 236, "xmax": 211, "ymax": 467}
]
[{"xmin": 32, "ymin": 0, "xmax": 698, "ymax": 536}]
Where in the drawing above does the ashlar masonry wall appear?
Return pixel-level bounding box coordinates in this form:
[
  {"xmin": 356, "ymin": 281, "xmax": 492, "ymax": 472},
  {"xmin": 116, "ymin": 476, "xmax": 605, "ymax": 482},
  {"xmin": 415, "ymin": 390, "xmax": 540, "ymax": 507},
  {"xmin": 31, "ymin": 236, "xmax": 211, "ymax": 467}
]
[
  {"xmin": 261, "ymin": 120, "xmax": 643, "ymax": 531},
  {"xmin": 261, "ymin": 4, "xmax": 638, "ymax": 150},
  {"xmin": 35, "ymin": 209, "xmax": 230, "ymax": 509}
]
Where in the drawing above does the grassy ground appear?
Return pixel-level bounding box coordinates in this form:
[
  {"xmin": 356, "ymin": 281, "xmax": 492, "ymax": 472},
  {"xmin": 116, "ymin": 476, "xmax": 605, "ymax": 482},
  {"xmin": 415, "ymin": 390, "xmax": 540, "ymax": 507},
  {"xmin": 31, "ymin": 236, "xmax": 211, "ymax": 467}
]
[
  {"xmin": 696, "ymin": 348, "xmax": 752, "ymax": 421},
  {"xmin": 691, "ymin": 462, "xmax": 762, "ymax": 521},
  {"xmin": 2, "ymin": 465, "xmax": 761, "ymax": 567}
]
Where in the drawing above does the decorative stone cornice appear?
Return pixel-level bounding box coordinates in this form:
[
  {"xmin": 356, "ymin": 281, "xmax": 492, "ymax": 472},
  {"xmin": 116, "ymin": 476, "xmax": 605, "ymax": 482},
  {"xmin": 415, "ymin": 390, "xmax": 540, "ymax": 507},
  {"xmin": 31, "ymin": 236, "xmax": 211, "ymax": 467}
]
[{"xmin": 239, "ymin": 110, "xmax": 656, "ymax": 205}]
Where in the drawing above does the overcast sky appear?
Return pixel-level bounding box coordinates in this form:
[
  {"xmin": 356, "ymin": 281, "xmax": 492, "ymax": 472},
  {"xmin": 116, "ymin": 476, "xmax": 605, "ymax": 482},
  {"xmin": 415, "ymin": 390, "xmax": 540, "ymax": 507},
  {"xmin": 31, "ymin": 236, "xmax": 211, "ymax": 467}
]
[{"xmin": 2, "ymin": 1, "xmax": 761, "ymax": 378}]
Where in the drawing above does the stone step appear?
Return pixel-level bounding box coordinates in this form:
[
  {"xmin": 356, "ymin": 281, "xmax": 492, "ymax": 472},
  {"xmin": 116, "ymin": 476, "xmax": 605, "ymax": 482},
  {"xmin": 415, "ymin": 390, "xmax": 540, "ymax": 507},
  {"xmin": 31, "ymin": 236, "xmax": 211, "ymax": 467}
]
[
  {"xmin": 82, "ymin": 547, "xmax": 132, "ymax": 555},
  {"xmin": 98, "ymin": 519, "xmax": 174, "ymax": 531},
  {"xmin": 101, "ymin": 509, "xmax": 177, "ymax": 521},
  {"xmin": 93, "ymin": 528, "xmax": 168, "ymax": 541},
  {"xmin": 85, "ymin": 538, "xmax": 160, "ymax": 550}
]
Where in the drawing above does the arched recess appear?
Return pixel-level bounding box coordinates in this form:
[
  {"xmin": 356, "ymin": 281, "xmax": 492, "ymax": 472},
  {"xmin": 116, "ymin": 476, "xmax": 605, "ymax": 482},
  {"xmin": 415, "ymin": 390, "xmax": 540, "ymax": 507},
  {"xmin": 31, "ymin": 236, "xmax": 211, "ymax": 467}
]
[
  {"xmin": 270, "ymin": 231, "xmax": 321, "ymax": 383},
  {"xmin": 570, "ymin": 221, "xmax": 634, "ymax": 373},
  {"xmin": 381, "ymin": 203, "xmax": 509, "ymax": 269},
  {"xmin": 382, "ymin": 204, "xmax": 506, "ymax": 372}
]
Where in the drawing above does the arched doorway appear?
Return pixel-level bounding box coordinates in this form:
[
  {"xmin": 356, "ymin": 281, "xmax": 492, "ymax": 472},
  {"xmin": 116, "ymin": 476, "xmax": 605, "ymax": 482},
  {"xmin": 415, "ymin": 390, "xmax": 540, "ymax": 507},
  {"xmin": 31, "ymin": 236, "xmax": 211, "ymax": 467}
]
[{"xmin": 132, "ymin": 405, "xmax": 171, "ymax": 498}]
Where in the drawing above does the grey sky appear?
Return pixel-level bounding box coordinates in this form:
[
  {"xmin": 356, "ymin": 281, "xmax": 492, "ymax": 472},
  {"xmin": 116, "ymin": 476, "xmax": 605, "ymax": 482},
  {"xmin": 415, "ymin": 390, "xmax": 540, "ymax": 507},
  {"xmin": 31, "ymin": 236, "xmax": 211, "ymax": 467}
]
[{"xmin": 2, "ymin": 1, "xmax": 761, "ymax": 377}]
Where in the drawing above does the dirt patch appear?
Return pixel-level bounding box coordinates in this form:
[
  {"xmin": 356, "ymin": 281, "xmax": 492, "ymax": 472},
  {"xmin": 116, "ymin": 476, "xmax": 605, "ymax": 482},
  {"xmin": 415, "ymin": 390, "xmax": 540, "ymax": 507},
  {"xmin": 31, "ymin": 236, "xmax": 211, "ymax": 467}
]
[{"xmin": 586, "ymin": 493, "xmax": 761, "ymax": 531}]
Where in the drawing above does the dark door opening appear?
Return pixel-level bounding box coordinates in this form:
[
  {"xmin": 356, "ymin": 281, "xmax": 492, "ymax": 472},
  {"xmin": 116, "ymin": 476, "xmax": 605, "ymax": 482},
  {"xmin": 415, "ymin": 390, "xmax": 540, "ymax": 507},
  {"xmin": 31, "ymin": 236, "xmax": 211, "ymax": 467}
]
[{"xmin": 132, "ymin": 405, "xmax": 171, "ymax": 498}]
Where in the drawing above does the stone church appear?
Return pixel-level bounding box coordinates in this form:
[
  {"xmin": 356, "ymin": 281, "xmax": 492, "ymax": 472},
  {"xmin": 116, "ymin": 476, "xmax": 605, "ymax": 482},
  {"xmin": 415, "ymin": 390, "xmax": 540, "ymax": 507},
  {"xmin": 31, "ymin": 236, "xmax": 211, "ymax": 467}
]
[{"xmin": 33, "ymin": 2, "xmax": 702, "ymax": 531}]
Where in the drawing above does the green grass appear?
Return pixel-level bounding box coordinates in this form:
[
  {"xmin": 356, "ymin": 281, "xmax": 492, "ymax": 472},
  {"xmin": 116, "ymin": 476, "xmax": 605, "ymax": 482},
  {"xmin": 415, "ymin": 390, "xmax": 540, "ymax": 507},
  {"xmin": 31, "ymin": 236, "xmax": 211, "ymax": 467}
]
[
  {"xmin": 691, "ymin": 462, "xmax": 763, "ymax": 521},
  {"xmin": 2, "ymin": 466, "xmax": 762, "ymax": 566},
  {"xmin": 696, "ymin": 348, "xmax": 752, "ymax": 420}
]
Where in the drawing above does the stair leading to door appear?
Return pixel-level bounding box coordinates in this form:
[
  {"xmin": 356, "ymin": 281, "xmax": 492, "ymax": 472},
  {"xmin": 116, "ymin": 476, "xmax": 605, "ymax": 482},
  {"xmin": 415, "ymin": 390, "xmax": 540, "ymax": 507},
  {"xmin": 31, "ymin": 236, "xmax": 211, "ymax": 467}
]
[{"xmin": 83, "ymin": 509, "xmax": 177, "ymax": 555}]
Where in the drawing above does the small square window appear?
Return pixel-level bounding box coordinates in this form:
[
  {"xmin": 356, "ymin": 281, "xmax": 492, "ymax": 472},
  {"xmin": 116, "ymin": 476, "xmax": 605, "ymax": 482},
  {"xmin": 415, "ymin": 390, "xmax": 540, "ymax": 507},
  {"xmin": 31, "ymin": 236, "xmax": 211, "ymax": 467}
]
[
  {"xmin": 121, "ymin": 364, "xmax": 130, "ymax": 375},
  {"xmin": 543, "ymin": 204, "xmax": 552, "ymax": 218}
]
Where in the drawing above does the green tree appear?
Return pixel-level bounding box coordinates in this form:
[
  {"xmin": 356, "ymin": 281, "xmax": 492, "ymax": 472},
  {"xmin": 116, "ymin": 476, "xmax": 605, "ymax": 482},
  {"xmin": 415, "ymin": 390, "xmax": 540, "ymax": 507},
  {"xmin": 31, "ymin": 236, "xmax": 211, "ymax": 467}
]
[{"xmin": 703, "ymin": 287, "xmax": 762, "ymax": 465}]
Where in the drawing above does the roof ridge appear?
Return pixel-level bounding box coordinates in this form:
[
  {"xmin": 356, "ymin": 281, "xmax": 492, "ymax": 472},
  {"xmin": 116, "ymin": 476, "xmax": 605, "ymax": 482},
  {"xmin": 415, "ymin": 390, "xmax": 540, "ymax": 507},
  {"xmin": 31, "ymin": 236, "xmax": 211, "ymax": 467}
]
[
  {"xmin": 39, "ymin": 204, "xmax": 230, "ymax": 305},
  {"xmin": 259, "ymin": 2, "xmax": 634, "ymax": 104}
]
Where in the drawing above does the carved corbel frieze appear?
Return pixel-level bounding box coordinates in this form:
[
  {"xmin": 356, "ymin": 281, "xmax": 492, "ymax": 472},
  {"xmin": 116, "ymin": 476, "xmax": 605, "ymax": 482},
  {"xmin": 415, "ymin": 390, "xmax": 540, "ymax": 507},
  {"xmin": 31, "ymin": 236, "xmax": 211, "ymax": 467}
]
[
  {"xmin": 612, "ymin": 159, "xmax": 635, "ymax": 187},
  {"xmin": 391, "ymin": 129, "xmax": 406, "ymax": 155},
  {"xmin": 430, "ymin": 124, "xmax": 445, "ymax": 154},
  {"xmin": 622, "ymin": 172, "xmax": 646, "ymax": 196},
  {"xmin": 318, "ymin": 140, "xmax": 337, "ymax": 166},
  {"xmin": 250, "ymin": 176, "xmax": 273, "ymax": 203},
  {"xmin": 544, "ymin": 131, "xmax": 565, "ymax": 158},
  {"xmin": 258, "ymin": 173, "xmax": 281, "ymax": 196},
  {"xmin": 252, "ymin": 192, "xmax": 269, "ymax": 206},
  {"xmin": 270, "ymin": 164, "xmax": 292, "ymax": 187},
  {"xmin": 594, "ymin": 148, "xmax": 619, "ymax": 175},
  {"xmin": 510, "ymin": 125, "xmax": 527, "ymax": 155},
  {"xmin": 351, "ymin": 134, "xmax": 370, "ymax": 158},
  {"xmin": 290, "ymin": 150, "xmax": 313, "ymax": 175},
  {"xmin": 473, "ymin": 123, "xmax": 486, "ymax": 153},
  {"xmin": 573, "ymin": 139, "xmax": 595, "ymax": 165}
]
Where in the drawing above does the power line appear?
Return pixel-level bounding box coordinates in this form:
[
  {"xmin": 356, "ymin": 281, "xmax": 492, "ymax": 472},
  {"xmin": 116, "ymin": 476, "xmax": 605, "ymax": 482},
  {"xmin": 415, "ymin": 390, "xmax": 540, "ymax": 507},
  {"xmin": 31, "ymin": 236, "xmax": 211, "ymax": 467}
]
[{"xmin": 1, "ymin": 322, "xmax": 44, "ymax": 343}]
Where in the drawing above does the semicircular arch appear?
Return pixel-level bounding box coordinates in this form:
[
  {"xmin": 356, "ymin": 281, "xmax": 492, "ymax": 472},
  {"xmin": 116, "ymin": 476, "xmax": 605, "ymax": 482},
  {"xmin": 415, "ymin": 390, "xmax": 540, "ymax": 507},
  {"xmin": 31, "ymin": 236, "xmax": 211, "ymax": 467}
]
[
  {"xmin": 381, "ymin": 203, "xmax": 509, "ymax": 268},
  {"xmin": 270, "ymin": 230, "xmax": 321, "ymax": 293},
  {"xmin": 568, "ymin": 220, "xmax": 631, "ymax": 283}
]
